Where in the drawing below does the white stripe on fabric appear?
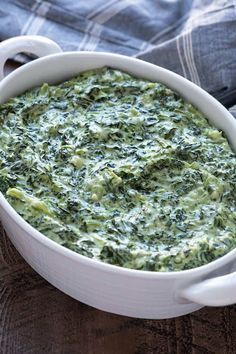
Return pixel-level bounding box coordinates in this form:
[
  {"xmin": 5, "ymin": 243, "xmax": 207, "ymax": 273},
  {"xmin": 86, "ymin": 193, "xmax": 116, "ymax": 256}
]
[
  {"xmin": 182, "ymin": 10, "xmax": 201, "ymax": 86},
  {"xmin": 77, "ymin": 21, "xmax": 94, "ymax": 51},
  {"xmin": 21, "ymin": 1, "xmax": 50, "ymax": 35},
  {"xmin": 87, "ymin": 0, "xmax": 118, "ymax": 20},
  {"xmin": 183, "ymin": 32, "xmax": 197, "ymax": 83},
  {"xmin": 134, "ymin": 43, "xmax": 155, "ymax": 57},
  {"xmin": 188, "ymin": 29, "xmax": 201, "ymax": 86},
  {"xmin": 26, "ymin": 2, "xmax": 51, "ymax": 35},
  {"xmin": 177, "ymin": 3, "xmax": 233, "ymax": 85},
  {"xmin": 184, "ymin": 3, "xmax": 234, "ymax": 30},
  {"xmin": 183, "ymin": 3, "xmax": 232, "ymax": 86},
  {"xmin": 176, "ymin": 35, "xmax": 188, "ymax": 79},
  {"xmin": 183, "ymin": 4, "xmax": 233, "ymax": 87},
  {"xmin": 82, "ymin": 0, "xmax": 135, "ymax": 51},
  {"xmin": 21, "ymin": 0, "xmax": 41, "ymax": 35},
  {"xmin": 146, "ymin": 13, "xmax": 190, "ymax": 48},
  {"xmin": 136, "ymin": 2, "xmax": 233, "ymax": 60},
  {"xmin": 78, "ymin": 0, "xmax": 118, "ymax": 51},
  {"xmin": 91, "ymin": 0, "xmax": 137, "ymax": 24},
  {"xmin": 82, "ymin": 24, "xmax": 103, "ymax": 51}
]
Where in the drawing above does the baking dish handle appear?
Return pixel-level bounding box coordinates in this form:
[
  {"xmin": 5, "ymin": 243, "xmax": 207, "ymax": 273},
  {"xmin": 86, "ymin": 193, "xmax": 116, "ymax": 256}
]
[
  {"xmin": 0, "ymin": 35, "xmax": 62, "ymax": 81},
  {"xmin": 180, "ymin": 271, "xmax": 236, "ymax": 306}
]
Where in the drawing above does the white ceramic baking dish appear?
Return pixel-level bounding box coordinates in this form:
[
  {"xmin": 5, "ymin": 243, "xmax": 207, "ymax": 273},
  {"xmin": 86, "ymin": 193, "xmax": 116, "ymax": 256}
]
[{"xmin": 0, "ymin": 36, "xmax": 236, "ymax": 319}]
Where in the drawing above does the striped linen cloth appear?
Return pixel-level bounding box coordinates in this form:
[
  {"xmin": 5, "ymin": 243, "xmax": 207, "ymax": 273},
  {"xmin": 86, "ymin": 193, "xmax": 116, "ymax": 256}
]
[{"xmin": 1, "ymin": 0, "xmax": 236, "ymax": 114}]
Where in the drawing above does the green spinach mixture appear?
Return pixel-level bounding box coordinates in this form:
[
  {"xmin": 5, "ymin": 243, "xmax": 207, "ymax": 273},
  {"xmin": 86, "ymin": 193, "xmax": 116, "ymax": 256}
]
[{"xmin": 1, "ymin": 68, "xmax": 236, "ymax": 271}]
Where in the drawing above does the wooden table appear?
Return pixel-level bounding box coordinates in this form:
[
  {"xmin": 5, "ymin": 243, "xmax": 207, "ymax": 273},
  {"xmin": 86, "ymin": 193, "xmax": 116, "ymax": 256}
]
[{"xmin": 1, "ymin": 62, "xmax": 236, "ymax": 354}]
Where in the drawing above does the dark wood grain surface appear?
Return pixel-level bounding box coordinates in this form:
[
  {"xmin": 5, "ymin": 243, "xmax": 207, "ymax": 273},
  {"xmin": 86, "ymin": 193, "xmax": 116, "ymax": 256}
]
[
  {"xmin": 1, "ymin": 61, "xmax": 236, "ymax": 354},
  {"xmin": 1, "ymin": 226, "xmax": 236, "ymax": 354}
]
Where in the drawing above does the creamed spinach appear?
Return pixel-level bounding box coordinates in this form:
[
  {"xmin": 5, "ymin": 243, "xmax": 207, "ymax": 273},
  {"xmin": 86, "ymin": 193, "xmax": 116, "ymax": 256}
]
[{"xmin": 1, "ymin": 67, "xmax": 236, "ymax": 271}]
